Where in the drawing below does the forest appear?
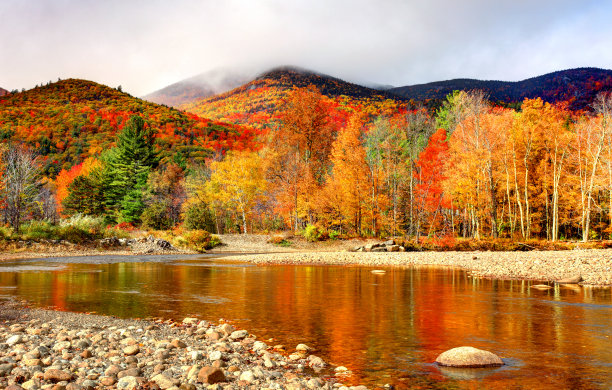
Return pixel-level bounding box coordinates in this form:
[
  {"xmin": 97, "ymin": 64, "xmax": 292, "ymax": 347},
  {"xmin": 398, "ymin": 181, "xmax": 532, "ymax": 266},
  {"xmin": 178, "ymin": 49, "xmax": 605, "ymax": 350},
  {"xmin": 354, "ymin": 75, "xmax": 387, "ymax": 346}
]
[{"xmin": 2, "ymin": 81, "xmax": 612, "ymax": 245}]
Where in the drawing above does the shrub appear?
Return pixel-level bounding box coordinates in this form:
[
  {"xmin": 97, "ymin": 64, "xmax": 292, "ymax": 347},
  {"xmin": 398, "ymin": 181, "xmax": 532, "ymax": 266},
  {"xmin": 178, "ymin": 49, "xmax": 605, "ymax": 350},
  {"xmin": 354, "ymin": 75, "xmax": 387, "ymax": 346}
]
[
  {"xmin": 184, "ymin": 202, "xmax": 216, "ymax": 232},
  {"xmin": 180, "ymin": 229, "xmax": 221, "ymax": 252},
  {"xmin": 20, "ymin": 220, "xmax": 57, "ymax": 240},
  {"xmin": 303, "ymin": 224, "xmax": 321, "ymax": 242},
  {"xmin": 328, "ymin": 230, "xmax": 340, "ymax": 240},
  {"xmin": 103, "ymin": 226, "xmax": 131, "ymax": 239},
  {"xmin": 141, "ymin": 203, "xmax": 172, "ymax": 230},
  {"xmin": 58, "ymin": 225, "xmax": 98, "ymax": 244},
  {"xmin": 0, "ymin": 226, "xmax": 11, "ymax": 240},
  {"xmin": 268, "ymin": 235, "xmax": 291, "ymax": 247},
  {"xmin": 60, "ymin": 214, "xmax": 105, "ymax": 234}
]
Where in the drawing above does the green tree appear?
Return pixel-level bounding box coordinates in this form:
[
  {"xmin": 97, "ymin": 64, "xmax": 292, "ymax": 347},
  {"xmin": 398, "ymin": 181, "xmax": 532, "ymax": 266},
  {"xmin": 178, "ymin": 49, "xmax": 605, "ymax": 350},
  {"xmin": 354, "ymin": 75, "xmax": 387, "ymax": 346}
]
[
  {"xmin": 105, "ymin": 116, "xmax": 158, "ymax": 223},
  {"xmin": 62, "ymin": 169, "xmax": 105, "ymax": 216}
]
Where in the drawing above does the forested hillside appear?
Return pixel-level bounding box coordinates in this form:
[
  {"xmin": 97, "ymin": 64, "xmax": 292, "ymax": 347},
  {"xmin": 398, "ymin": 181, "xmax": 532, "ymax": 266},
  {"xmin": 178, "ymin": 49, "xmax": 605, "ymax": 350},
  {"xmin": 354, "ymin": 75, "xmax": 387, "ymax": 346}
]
[
  {"xmin": 182, "ymin": 67, "xmax": 408, "ymax": 129},
  {"xmin": 390, "ymin": 68, "xmax": 612, "ymax": 110},
  {"xmin": 0, "ymin": 79, "xmax": 264, "ymax": 176}
]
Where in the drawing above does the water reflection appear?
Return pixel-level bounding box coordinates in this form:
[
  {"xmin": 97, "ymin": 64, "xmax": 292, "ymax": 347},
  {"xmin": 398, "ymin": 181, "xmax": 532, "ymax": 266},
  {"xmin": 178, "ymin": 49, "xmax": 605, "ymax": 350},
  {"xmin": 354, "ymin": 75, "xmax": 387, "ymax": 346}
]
[{"xmin": 0, "ymin": 258, "xmax": 610, "ymax": 389}]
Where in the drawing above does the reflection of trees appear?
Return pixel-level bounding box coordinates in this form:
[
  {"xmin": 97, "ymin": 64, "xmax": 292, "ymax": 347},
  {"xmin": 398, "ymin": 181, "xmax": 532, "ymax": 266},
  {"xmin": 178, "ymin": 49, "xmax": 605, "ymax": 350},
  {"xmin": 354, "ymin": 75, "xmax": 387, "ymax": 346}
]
[{"xmin": 1, "ymin": 261, "xmax": 611, "ymax": 389}]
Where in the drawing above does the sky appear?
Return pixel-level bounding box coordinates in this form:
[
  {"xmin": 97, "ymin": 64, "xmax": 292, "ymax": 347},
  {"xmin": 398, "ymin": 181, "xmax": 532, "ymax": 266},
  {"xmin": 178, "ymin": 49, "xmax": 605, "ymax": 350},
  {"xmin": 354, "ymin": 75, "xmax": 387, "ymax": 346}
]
[{"xmin": 2, "ymin": 0, "xmax": 612, "ymax": 96}]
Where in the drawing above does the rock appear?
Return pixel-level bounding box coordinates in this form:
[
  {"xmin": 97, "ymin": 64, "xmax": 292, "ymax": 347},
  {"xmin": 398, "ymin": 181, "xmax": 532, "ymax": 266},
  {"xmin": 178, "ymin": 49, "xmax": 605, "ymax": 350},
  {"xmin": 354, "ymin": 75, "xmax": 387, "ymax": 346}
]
[
  {"xmin": 296, "ymin": 344, "xmax": 312, "ymax": 353},
  {"xmin": 80, "ymin": 349, "xmax": 93, "ymax": 359},
  {"xmin": 170, "ymin": 339, "xmax": 187, "ymax": 348},
  {"xmin": 252, "ymin": 341, "xmax": 267, "ymax": 351},
  {"xmin": 372, "ymin": 247, "xmax": 387, "ymax": 252},
  {"xmin": 308, "ymin": 355, "xmax": 326, "ymax": 368},
  {"xmin": 435, "ymin": 346, "xmax": 503, "ymax": 367},
  {"xmin": 182, "ymin": 317, "xmax": 198, "ymax": 325},
  {"xmin": 531, "ymin": 284, "xmax": 553, "ymax": 290},
  {"xmin": 6, "ymin": 335, "xmax": 23, "ymax": 346},
  {"xmin": 152, "ymin": 373, "xmax": 179, "ymax": 389},
  {"xmin": 123, "ymin": 345, "xmax": 140, "ymax": 355},
  {"xmin": 229, "ymin": 330, "xmax": 248, "ymax": 340},
  {"xmin": 104, "ymin": 365, "xmax": 122, "ymax": 377},
  {"xmin": 219, "ymin": 323, "xmax": 235, "ymax": 335},
  {"xmin": 116, "ymin": 376, "xmax": 139, "ymax": 390},
  {"xmin": 239, "ymin": 370, "xmax": 255, "ymax": 383},
  {"xmin": 99, "ymin": 377, "xmax": 116, "ymax": 386},
  {"xmin": 208, "ymin": 350, "xmax": 223, "ymax": 361},
  {"xmin": 383, "ymin": 239, "xmax": 395, "ymax": 246},
  {"xmin": 43, "ymin": 369, "xmax": 74, "ymax": 383},
  {"xmin": 388, "ymin": 245, "xmax": 400, "ymax": 252},
  {"xmin": 557, "ymin": 275, "xmax": 582, "ymax": 284},
  {"xmin": 197, "ymin": 366, "xmax": 226, "ymax": 384},
  {"xmin": 0, "ymin": 363, "xmax": 15, "ymax": 376}
]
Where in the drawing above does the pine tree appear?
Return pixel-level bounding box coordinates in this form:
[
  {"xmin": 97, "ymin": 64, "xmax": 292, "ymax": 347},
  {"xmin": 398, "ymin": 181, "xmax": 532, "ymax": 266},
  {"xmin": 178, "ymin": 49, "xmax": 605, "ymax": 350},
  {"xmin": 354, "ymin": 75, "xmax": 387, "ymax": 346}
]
[{"xmin": 105, "ymin": 115, "xmax": 158, "ymax": 222}]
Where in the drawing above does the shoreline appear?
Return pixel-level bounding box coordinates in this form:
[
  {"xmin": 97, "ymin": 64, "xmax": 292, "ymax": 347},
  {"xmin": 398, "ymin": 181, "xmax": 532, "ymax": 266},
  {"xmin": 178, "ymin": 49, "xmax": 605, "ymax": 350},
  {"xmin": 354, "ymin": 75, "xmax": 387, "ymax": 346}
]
[
  {"xmin": 1, "ymin": 240, "xmax": 611, "ymax": 286},
  {"xmin": 219, "ymin": 250, "xmax": 612, "ymax": 287},
  {"xmin": 0, "ymin": 299, "xmax": 365, "ymax": 390}
]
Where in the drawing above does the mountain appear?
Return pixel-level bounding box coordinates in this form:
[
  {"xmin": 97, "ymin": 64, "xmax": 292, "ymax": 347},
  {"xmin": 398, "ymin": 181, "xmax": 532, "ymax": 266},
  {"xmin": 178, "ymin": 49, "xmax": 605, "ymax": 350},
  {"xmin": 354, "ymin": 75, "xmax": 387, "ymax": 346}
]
[
  {"xmin": 390, "ymin": 68, "xmax": 612, "ymax": 110},
  {"xmin": 182, "ymin": 66, "xmax": 407, "ymax": 128},
  {"xmin": 143, "ymin": 68, "xmax": 254, "ymax": 107},
  {"xmin": 0, "ymin": 87, "xmax": 8, "ymax": 97},
  {"xmin": 0, "ymin": 79, "xmax": 263, "ymax": 176}
]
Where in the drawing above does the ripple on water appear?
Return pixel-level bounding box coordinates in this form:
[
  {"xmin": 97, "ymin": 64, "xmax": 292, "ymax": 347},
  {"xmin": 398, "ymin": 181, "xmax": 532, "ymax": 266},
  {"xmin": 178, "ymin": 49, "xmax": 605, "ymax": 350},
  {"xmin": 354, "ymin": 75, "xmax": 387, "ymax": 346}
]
[
  {"xmin": 189, "ymin": 294, "xmax": 231, "ymax": 304},
  {"xmin": 0, "ymin": 265, "xmax": 67, "ymax": 273}
]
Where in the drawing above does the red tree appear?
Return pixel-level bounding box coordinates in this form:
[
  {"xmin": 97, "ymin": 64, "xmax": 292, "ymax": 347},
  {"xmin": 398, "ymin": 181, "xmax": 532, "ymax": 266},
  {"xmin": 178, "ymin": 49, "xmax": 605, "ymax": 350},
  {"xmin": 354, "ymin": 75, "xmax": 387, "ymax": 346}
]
[{"xmin": 415, "ymin": 128, "xmax": 451, "ymax": 238}]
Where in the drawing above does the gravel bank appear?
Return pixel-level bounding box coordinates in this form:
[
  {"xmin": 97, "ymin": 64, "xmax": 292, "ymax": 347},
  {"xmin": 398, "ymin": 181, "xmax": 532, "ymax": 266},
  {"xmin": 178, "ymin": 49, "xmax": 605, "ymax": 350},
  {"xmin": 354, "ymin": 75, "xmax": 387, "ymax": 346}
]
[
  {"xmin": 0, "ymin": 300, "xmax": 367, "ymax": 390},
  {"xmin": 220, "ymin": 249, "xmax": 612, "ymax": 286}
]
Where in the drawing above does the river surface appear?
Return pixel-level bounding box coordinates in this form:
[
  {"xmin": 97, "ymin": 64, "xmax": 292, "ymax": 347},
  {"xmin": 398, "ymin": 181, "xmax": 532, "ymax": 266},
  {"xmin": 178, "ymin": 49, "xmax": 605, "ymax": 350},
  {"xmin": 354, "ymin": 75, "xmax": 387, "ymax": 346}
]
[{"xmin": 0, "ymin": 254, "xmax": 611, "ymax": 389}]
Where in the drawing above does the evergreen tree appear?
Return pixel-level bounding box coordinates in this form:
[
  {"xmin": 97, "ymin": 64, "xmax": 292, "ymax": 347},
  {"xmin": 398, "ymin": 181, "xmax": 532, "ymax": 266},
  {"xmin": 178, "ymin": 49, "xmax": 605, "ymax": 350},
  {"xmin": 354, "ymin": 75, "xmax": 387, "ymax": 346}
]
[
  {"xmin": 62, "ymin": 170, "xmax": 105, "ymax": 216},
  {"xmin": 105, "ymin": 115, "xmax": 158, "ymax": 223}
]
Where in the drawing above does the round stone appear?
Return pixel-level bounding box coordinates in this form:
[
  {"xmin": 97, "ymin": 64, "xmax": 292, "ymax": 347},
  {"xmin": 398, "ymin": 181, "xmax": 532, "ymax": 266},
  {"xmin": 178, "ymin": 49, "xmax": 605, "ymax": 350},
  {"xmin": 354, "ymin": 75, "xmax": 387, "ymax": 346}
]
[{"xmin": 435, "ymin": 346, "xmax": 503, "ymax": 368}]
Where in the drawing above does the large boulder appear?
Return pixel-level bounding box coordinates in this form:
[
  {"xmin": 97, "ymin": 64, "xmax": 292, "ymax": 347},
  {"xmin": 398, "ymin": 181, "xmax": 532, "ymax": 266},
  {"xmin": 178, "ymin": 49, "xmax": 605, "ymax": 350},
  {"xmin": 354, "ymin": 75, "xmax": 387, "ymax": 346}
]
[{"xmin": 435, "ymin": 346, "xmax": 503, "ymax": 367}]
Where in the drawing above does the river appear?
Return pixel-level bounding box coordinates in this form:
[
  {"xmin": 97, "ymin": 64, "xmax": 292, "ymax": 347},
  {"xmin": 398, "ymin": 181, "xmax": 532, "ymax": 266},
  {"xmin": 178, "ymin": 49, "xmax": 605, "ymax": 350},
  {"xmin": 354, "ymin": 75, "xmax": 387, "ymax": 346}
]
[{"xmin": 0, "ymin": 254, "xmax": 610, "ymax": 389}]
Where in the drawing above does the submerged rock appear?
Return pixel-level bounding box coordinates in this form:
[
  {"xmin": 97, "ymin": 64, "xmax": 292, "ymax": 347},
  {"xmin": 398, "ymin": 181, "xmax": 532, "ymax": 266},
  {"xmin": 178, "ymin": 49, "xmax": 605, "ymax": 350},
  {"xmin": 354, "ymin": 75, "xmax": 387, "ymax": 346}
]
[
  {"xmin": 435, "ymin": 346, "xmax": 503, "ymax": 368},
  {"xmin": 556, "ymin": 275, "xmax": 582, "ymax": 284}
]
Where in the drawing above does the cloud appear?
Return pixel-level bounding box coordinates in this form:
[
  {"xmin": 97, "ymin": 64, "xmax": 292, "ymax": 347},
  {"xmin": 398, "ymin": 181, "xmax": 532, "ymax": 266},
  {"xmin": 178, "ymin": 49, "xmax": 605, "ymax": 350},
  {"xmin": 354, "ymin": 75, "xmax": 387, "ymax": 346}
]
[{"xmin": 0, "ymin": 0, "xmax": 610, "ymax": 95}]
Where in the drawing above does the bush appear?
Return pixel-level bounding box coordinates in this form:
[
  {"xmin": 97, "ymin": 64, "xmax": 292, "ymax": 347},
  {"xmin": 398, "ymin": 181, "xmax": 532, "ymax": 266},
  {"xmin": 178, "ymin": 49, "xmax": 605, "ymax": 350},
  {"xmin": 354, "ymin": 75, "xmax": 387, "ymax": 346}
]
[
  {"xmin": 180, "ymin": 229, "xmax": 220, "ymax": 252},
  {"xmin": 60, "ymin": 214, "xmax": 105, "ymax": 234},
  {"xmin": 184, "ymin": 202, "xmax": 216, "ymax": 232},
  {"xmin": 329, "ymin": 230, "xmax": 340, "ymax": 240},
  {"xmin": 303, "ymin": 224, "xmax": 321, "ymax": 242},
  {"xmin": 103, "ymin": 226, "xmax": 131, "ymax": 239},
  {"xmin": 20, "ymin": 220, "xmax": 57, "ymax": 240},
  {"xmin": 58, "ymin": 225, "xmax": 99, "ymax": 244},
  {"xmin": 268, "ymin": 235, "xmax": 291, "ymax": 247},
  {"xmin": 0, "ymin": 226, "xmax": 11, "ymax": 240},
  {"xmin": 141, "ymin": 203, "xmax": 172, "ymax": 230}
]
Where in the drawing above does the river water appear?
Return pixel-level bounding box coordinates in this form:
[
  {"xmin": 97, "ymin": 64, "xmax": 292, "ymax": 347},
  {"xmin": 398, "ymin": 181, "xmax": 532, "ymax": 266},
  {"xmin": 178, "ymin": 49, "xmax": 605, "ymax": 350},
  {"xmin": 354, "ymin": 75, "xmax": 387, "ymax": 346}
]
[{"xmin": 0, "ymin": 254, "xmax": 610, "ymax": 389}]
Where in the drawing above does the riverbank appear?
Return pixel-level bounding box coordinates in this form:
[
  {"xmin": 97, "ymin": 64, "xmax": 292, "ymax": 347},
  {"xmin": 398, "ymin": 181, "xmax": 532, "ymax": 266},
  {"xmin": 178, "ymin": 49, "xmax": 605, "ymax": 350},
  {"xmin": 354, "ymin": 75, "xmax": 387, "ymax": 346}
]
[
  {"xmin": 0, "ymin": 299, "xmax": 367, "ymax": 390},
  {"xmin": 220, "ymin": 249, "xmax": 612, "ymax": 286}
]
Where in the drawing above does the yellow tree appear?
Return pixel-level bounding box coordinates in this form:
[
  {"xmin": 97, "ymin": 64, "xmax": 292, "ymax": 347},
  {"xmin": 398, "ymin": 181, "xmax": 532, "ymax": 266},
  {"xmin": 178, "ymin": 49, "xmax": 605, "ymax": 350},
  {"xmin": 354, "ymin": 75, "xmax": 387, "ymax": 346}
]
[
  {"xmin": 205, "ymin": 151, "xmax": 266, "ymax": 235},
  {"xmin": 328, "ymin": 115, "xmax": 370, "ymax": 235}
]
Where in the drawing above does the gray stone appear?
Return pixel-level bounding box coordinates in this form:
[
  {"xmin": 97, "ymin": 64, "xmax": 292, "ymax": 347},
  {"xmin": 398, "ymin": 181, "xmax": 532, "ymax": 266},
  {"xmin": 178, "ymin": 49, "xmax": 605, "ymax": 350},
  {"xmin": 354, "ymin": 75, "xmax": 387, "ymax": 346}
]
[
  {"xmin": 116, "ymin": 376, "xmax": 139, "ymax": 390},
  {"xmin": 6, "ymin": 335, "xmax": 23, "ymax": 346},
  {"xmin": 229, "ymin": 330, "xmax": 248, "ymax": 340},
  {"xmin": 239, "ymin": 370, "xmax": 255, "ymax": 383},
  {"xmin": 152, "ymin": 373, "xmax": 179, "ymax": 389},
  {"xmin": 435, "ymin": 346, "xmax": 503, "ymax": 367}
]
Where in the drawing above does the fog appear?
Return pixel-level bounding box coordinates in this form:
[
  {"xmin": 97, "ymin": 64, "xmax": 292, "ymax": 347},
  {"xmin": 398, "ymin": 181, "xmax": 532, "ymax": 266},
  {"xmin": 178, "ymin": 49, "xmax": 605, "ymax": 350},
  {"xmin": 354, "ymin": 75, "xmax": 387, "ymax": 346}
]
[{"xmin": 1, "ymin": 0, "xmax": 611, "ymax": 96}]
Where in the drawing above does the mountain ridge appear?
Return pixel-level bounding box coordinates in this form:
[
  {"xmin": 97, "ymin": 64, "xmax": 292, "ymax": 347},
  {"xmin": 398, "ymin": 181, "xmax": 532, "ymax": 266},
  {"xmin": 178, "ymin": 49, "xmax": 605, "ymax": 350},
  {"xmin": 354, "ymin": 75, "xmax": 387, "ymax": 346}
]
[{"xmin": 390, "ymin": 67, "xmax": 612, "ymax": 109}]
